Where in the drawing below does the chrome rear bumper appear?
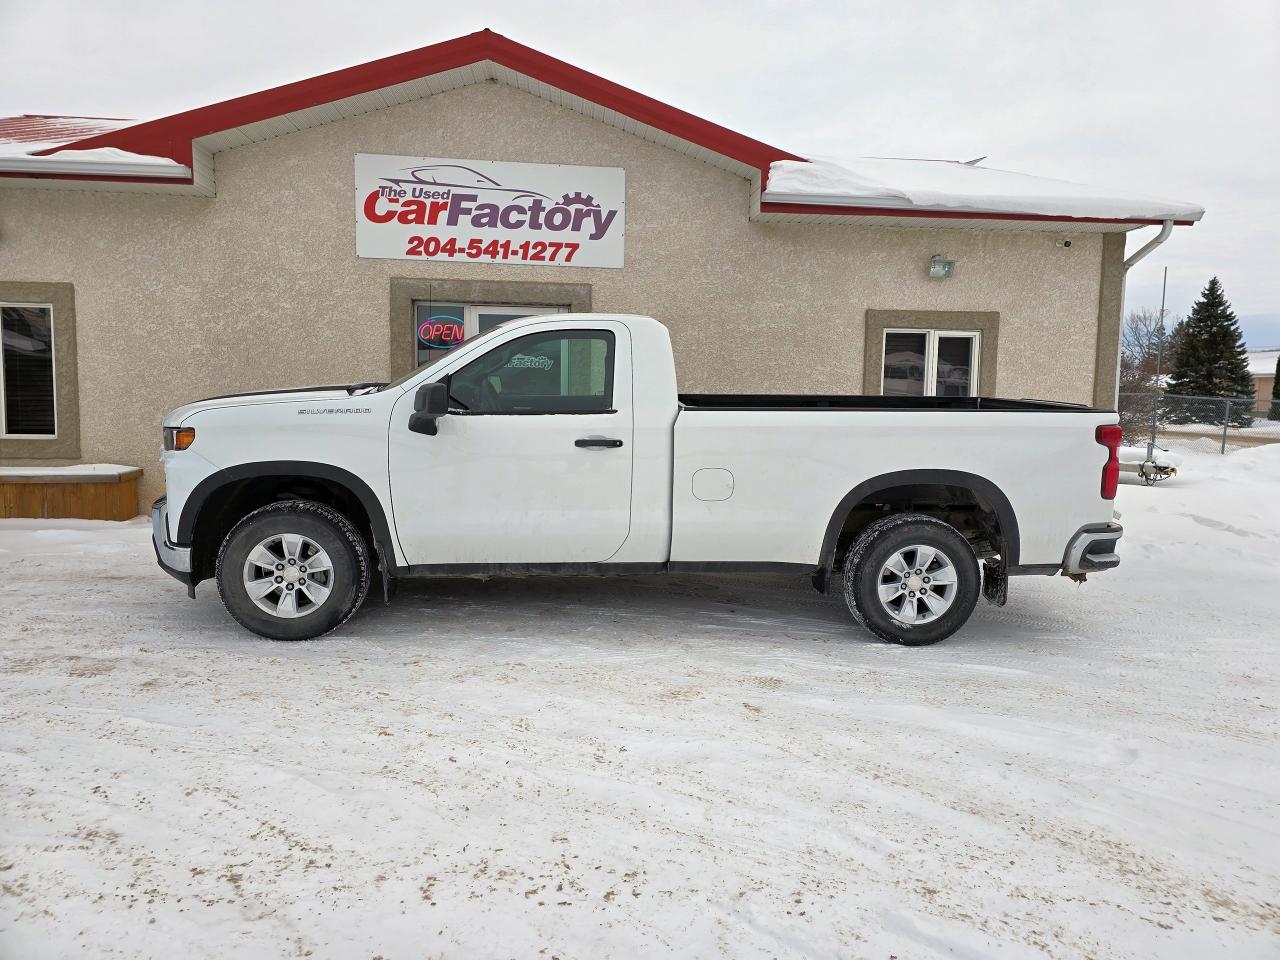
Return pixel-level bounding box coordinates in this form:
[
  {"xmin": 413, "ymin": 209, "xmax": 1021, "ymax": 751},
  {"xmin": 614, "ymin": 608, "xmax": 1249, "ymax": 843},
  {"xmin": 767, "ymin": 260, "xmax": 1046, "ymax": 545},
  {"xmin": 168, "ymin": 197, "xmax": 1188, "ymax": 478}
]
[
  {"xmin": 1064, "ymin": 522, "xmax": 1122, "ymax": 574},
  {"xmin": 151, "ymin": 497, "xmax": 192, "ymax": 580}
]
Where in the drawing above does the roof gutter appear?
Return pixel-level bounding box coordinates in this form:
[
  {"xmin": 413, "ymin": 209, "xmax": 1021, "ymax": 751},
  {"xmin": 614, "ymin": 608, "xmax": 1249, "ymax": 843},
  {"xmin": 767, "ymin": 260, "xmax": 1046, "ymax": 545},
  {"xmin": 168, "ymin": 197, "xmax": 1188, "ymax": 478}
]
[
  {"xmin": 0, "ymin": 156, "xmax": 192, "ymax": 179},
  {"xmin": 1123, "ymin": 219, "xmax": 1174, "ymax": 270},
  {"xmin": 758, "ymin": 195, "xmax": 1195, "ymax": 228}
]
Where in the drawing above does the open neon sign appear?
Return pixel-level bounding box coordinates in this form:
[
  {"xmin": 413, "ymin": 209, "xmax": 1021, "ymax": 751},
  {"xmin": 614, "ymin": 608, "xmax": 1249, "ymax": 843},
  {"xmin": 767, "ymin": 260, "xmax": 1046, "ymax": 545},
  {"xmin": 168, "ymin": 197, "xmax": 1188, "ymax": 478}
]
[{"xmin": 417, "ymin": 316, "xmax": 465, "ymax": 350}]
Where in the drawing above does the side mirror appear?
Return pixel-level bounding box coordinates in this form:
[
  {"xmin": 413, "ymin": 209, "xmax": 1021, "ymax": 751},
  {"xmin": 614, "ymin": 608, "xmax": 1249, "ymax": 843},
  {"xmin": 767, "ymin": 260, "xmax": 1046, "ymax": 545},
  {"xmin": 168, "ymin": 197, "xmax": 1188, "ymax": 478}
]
[{"xmin": 408, "ymin": 381, "xmax": 449, "ymax": 436}]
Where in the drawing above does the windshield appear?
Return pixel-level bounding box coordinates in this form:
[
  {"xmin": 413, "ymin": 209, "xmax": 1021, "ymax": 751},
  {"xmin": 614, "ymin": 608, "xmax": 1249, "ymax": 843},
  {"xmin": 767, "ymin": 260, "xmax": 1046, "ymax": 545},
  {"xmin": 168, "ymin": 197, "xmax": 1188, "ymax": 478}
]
[{"xmin": 380, "ymin": 319, "xmax": 518, "ymax": 391}]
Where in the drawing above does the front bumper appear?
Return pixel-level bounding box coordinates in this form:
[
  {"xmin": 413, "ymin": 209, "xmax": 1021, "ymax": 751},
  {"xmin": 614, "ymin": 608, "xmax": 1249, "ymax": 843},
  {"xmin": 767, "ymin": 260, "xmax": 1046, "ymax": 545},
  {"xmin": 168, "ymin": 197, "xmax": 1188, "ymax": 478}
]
[
  {"xmin": 1063, "ymin": 522, "xmax": 1122, "ymax": 574},
  {"xmin": 151, "ymin": 497, "xmax": 193, "ymax": 585}
]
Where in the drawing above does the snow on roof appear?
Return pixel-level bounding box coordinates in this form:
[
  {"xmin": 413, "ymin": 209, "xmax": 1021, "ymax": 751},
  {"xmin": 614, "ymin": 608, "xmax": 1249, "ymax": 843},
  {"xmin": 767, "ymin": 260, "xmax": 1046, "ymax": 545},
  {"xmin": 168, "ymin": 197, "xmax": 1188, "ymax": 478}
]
[
  {"xmin": 1247, "ymin": 350, "xmax": 1280, "ymax": 376},
  {"xmin": 32, "ymin": 146, "xmax": 183, "ymax": 167},
  {"xmin": 0, "ymin": 35, "xmax": 1204, "ymax": 224},
  {"xmin": 0, "ymin": 116, "xmax": 188, "ymax": 176},
  {"xmin": 764, "ymin": 157, "xmax": 1204, "ymax": 223},
  {"xmin": 0, "ymin": 114, "xmax": 136, "ymax": 157}
]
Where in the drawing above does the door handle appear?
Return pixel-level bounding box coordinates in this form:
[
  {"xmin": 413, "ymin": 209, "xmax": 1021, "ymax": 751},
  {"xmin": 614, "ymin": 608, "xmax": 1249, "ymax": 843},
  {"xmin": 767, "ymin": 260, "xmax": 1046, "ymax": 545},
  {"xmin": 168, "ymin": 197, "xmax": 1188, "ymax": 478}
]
[{"xmin": 575, "ymin": 437, "xmax": 624, "ymax": 449}]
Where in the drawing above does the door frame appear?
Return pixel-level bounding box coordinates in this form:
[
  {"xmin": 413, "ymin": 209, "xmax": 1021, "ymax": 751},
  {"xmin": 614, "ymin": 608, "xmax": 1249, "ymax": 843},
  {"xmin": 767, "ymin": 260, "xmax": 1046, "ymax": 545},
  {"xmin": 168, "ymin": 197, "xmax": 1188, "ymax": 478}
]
[
  {"xmin": 389, "ymin": 278, "xmax": 591, "ymax": 380},
  {"xmin": 414, "ymin": 302, "xmax": 567, "ymax": 366},
  {"xmin": 458, "ymin": 302, "xmax": 566, "ymax": 337}
]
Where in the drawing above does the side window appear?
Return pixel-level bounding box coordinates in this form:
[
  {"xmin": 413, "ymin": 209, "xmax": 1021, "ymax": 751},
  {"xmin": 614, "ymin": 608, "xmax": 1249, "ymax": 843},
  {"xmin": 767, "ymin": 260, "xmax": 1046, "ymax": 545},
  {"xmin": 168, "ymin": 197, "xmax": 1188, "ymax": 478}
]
[
  {"xmin": 1, "ymin": 304, "xmax": 56, "ymax": 436},
  {"xmin": 882, "ymin": 331, "xmax": 928, "ymax": 397},
  {"xmin": 447, "ymin": 330, "xmax": 615, "ymax": 414},
  {"xmin": 882, "ymin": 329, "xmax": 979, "ymax": 398}
]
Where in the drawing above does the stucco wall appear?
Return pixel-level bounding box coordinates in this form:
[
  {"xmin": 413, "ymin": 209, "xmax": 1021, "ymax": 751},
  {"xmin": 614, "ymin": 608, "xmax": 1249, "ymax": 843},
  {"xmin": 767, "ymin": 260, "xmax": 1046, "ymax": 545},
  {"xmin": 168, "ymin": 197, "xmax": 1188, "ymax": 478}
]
[{"xmin": 1, "ymin": 81, "xmax": 1104, "ymax": 505}]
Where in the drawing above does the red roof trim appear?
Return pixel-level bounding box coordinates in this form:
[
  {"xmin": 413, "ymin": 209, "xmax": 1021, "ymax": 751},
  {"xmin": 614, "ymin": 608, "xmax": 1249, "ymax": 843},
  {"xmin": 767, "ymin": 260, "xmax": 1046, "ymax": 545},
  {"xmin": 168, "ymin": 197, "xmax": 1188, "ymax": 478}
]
[
  {"xmin": 0, "ymin": 170, "xmax": 194, "ymax": 186},
  {"xmin": 759, "ymin": 200, "xmax": 1195, "ymax": 227},
  {"xmin": 17, "ymin": 31, "xmax": 1195, "ymax": 227},
  {"xmin": 36, "ymin": 30, "xmax": 804, "ymax": 177}
]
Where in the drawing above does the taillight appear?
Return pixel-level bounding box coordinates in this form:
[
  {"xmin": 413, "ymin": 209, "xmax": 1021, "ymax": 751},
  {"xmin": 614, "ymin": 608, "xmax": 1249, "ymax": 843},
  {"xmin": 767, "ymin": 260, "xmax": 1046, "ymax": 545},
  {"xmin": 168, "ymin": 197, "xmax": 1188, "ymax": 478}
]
[{"xmin": 1096, "ymin": 424, "xmax": 1122, "ymax": 499}]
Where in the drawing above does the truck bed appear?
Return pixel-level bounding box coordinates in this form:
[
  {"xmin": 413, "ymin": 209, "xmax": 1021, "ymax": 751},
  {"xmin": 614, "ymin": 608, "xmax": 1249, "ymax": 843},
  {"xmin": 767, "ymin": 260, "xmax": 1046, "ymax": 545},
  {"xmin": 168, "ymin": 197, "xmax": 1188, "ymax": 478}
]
[
  {"xmin": 670, "ymin": 396, "xmax": 1117, "ymax": 569},
  {"xmin": 678, "ymin": 394, "xmax": 1100, "ymax": 412}
]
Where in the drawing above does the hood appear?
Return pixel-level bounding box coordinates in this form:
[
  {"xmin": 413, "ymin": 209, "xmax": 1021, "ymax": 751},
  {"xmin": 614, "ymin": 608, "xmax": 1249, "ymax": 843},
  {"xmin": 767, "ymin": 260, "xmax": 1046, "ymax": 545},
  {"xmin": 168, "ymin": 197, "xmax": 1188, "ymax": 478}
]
[{"xmin": 162, "ymin": 383, "xmax": 384, "ymax": 426}]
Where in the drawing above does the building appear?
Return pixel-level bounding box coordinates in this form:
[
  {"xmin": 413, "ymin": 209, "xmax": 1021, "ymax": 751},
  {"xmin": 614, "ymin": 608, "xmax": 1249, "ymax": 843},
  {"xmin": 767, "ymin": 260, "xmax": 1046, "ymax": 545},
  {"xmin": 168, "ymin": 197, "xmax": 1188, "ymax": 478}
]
[
  {"xmin": 0, "ymin": 30, "xmax": 1203, "ymax": 509},
  {"xmin": 1248, "ymin": 350, "xmax": 1279, "ymax": 414}
]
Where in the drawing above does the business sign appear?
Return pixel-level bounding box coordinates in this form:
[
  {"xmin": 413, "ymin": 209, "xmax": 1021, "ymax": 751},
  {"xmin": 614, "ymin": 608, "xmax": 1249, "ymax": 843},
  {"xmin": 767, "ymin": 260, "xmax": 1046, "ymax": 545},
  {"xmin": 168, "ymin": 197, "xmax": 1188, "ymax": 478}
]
[{"xmin": 355, "ymin": 154, "xmax": 625, "ymax": 268}]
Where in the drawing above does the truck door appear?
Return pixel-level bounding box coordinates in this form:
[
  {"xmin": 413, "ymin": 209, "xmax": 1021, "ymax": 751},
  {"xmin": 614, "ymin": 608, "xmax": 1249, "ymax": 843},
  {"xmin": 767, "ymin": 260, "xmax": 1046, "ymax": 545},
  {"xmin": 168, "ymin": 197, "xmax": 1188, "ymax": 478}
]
[{"xmin": 388, "ymin": 322, "xmax": 633, "ymax": 565}]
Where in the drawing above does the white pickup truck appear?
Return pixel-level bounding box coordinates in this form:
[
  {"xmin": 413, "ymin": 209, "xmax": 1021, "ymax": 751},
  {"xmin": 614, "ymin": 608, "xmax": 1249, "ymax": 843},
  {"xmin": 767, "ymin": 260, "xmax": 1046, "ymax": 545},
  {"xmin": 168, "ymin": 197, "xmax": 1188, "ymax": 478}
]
[{"xmin": 153, "ymin": 313, "xmax": 1124, "ymax": 645}]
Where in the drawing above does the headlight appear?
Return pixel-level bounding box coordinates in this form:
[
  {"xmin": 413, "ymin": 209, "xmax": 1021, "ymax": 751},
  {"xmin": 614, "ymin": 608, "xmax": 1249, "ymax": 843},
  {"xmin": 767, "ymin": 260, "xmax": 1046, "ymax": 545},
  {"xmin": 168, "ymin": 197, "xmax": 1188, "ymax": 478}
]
[{"xmin": 163, "ymin": 426, "xmax": 196, "ymax": 451}]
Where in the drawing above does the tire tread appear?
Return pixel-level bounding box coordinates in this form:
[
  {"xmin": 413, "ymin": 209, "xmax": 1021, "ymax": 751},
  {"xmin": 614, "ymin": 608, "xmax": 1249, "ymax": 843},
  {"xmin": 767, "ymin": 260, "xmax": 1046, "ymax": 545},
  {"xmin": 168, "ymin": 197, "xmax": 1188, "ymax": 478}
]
[
  {"xmin": 843, "ymin": 513, "xmax": 980, "ymax": 646},
  {"xmin": 215, "ymin": 499, "xmax": 370, "ymax": 641}
]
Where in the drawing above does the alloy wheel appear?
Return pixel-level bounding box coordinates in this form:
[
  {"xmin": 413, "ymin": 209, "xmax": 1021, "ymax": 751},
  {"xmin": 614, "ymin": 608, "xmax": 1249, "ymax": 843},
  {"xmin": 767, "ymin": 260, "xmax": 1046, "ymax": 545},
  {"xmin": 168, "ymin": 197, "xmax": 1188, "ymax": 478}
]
[
  {"xmin": 241, "ymin": 533, "xmax": 334, "ymax": 619},
  {"xmin": 876, "ymin": 544, "xmax": 959, "ymax": 625}
]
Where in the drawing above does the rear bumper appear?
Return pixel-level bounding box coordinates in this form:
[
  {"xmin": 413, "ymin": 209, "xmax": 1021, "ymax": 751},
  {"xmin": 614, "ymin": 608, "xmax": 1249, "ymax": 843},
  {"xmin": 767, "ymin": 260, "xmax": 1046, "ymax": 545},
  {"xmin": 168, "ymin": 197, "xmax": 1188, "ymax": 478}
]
[
  {"xmin": 151, "ymin": 497, "xmax": 193, "ymax": 584},
  {"xmin": 1063, "ymin": 521, "xmax": 1122, "ymax": 574}
]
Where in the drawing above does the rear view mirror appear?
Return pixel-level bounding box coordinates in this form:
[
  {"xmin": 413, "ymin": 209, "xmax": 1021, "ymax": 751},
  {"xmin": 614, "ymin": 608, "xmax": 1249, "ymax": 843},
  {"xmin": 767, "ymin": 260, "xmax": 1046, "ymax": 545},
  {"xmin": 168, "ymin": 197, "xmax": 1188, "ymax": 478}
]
[{"xmin": 408, "ymin": 381, "xmax": 449, "ymax": 435}]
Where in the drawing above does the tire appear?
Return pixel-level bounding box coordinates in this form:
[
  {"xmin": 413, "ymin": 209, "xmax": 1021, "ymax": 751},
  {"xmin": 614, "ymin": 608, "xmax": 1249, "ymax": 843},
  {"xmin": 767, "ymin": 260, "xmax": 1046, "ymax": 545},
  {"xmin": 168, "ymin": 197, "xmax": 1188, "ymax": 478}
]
[
  {"xmin": 842, "ymin": 513, "xmax": 980, "ymax": 646},
  {"xmin": 215, "ymin": 500, "xmax": 371, "ymax": 641}
]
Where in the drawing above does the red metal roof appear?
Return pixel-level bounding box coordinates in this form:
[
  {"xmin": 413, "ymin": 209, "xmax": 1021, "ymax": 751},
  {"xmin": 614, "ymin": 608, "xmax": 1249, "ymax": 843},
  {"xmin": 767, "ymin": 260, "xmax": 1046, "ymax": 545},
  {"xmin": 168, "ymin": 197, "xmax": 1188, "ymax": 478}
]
[
  {"xmin": 6, "ymin": 34, "xmax": 1194, "ymax": 226},
  {"xmin": 35, "ymin": 30, "xmax": 804, "ymax": 178},
  {"xmin": 0, "ymin": 114, "xmax": 134, "ymax": 150}
]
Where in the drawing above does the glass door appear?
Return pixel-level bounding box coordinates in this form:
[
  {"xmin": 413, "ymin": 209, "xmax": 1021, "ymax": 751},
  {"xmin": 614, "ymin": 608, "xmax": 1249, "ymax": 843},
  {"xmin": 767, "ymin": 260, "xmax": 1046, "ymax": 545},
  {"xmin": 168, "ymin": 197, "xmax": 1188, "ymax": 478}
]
[
  {"xmin": 468, "ymin": 304, "xmax": 564, "ymax": 337},
  {"xmin": 414, "ymin": 302, "xmax": 566, "ymax": 366}
]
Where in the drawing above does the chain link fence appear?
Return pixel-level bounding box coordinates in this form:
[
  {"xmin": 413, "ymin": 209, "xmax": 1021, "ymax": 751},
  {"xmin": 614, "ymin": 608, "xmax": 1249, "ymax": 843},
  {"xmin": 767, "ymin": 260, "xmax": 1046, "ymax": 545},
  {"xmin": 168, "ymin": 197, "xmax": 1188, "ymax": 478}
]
[{"xmin": 1119, "ymin": 393, "xmax": 1280, "ymax": 455}]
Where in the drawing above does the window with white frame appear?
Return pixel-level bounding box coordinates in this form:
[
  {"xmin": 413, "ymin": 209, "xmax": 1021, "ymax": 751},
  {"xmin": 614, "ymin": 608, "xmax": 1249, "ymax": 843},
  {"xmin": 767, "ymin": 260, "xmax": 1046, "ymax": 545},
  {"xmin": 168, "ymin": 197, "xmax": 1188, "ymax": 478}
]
[
  {"xmin": 882, "ymin": 329, "xmax": 980, "ymax": 398},
  {"xmin": 1, "ymin": 303, "xmax": 57, "ymax": 437}
]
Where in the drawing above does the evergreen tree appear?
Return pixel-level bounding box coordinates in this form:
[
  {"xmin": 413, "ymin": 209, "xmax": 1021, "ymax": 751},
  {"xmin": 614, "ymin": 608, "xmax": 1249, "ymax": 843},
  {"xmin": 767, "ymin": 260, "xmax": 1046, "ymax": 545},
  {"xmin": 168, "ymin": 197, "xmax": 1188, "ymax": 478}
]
[
  {"xmin": 1270, "ymin": 355, "xmax": 1280, "ymax": 421},
  {"xmin": 1165, "ymin": 317, "xmax": 1187, "ymax": 377},
  {"xmin": 1165, "ymin": 277, "xmax": 1254, "ymax": 425}
]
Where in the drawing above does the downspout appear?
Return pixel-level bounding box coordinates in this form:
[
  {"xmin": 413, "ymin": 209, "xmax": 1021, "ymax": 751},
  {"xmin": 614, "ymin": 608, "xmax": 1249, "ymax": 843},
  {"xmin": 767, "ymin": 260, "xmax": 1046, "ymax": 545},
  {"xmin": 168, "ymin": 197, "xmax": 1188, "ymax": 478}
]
[
  {"xmin": 1123, "ymin": 219, "xmax": 1174, "ymax": 270},
  {"xmin": 1097, "ymin": 219, "xmax": 1175, "ymax": 410}
]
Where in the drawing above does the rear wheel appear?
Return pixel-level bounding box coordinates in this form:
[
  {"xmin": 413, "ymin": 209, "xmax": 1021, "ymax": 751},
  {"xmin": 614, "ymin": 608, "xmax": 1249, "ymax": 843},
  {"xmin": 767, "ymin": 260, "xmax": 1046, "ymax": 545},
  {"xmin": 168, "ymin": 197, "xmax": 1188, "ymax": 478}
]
[
  {"xmin": 842, "ymin": 513, "xmax": 980, "ymax": 646},
  {"xmin": 216, "ymin": 500, "xmax": 370, "ymax": 641}
]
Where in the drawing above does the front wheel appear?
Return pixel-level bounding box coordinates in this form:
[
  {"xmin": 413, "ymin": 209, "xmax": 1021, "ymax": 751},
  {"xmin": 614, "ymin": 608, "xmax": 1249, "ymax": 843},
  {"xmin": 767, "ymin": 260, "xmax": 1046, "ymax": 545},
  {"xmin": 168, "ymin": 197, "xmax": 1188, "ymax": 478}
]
[
  {"xmin": 216, "ymin": 500, "xmax": 371, "ymax": 641},
  {"xmin": 842, "ymin": 513, "xmax": 980, "ymax": 646}
]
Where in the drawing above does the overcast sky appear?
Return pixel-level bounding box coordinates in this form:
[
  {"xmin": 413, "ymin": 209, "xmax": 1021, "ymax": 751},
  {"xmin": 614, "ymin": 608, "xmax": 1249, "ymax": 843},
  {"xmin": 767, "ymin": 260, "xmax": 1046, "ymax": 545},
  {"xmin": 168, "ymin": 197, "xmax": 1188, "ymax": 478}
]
[{"xmin": 5, "ymin": 0, "xmax": 1277, "ymax": 347}]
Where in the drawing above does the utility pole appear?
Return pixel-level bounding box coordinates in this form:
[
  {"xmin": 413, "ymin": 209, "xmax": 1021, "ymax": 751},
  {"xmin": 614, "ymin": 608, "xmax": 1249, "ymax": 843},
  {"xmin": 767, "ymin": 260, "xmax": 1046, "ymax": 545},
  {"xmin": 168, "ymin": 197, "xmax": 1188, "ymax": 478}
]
[{"xmin": 1147, "ymin": 266, "xmax": 1168, "ymax": 462}]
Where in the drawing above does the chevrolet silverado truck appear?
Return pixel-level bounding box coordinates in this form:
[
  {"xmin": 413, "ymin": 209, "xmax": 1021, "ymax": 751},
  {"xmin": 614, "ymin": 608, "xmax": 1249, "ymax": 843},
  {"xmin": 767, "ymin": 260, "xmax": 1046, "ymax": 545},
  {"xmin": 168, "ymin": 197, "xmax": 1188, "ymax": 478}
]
[{"xmin": 152, "ymin": 313, "xmax": 1124, "ymax": 645}]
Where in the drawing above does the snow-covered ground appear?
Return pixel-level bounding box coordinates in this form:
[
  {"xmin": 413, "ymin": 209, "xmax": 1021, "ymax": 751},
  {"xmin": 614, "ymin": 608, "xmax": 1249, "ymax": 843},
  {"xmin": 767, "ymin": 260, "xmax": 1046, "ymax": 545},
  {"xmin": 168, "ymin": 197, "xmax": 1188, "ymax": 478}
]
[{"xmin": 2, "ymin": 449, "xmax": 1278, "ymax": 959}]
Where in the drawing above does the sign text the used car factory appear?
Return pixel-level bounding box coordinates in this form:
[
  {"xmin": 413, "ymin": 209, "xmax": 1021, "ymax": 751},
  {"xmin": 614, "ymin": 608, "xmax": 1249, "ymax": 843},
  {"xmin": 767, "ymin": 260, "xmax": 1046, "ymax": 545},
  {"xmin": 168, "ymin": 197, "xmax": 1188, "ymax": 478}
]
[{"xmin": 355, "ymin": 155, "xmax": 625, "ymax": 268}]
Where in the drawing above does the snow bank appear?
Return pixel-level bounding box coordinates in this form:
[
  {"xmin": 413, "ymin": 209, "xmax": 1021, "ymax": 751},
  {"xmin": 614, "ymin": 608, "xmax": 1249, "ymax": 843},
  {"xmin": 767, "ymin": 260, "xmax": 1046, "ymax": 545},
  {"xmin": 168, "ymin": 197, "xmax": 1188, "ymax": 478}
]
[
  {"xmin": 1181, "ymin": 440, "xmax": 1280, "ymax": 479},
  {"xmin": 766, "ymin": 157, "xmax": 1205, "ymax": 221},
  {"xmin": 1118, "ymin": 444, "xmax": 1181, "ymax": 468},
  {"xmin": 1, "ymin": 449, "xmax": 1277, "ymax": 958}
]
